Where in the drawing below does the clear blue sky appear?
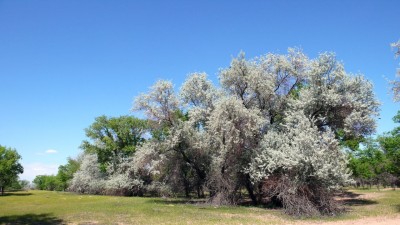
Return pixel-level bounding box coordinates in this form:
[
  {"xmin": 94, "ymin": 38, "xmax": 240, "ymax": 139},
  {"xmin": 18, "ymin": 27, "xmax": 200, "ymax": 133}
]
[{"xmin": 0, "ymin": 0, "xmax": 399, "ymax": 181}]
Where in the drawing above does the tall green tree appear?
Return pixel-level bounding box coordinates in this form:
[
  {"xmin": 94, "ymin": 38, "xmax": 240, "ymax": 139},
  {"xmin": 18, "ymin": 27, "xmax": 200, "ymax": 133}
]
[
  {"xmin": 378, "ymin": 111, "xmax": 400, "ymax": 178},
  {"xmin": 81, "ymin": 115, "xmax": 148, "ymax": 171},
  {"xmin": 0, "ymin": 145, "xmax": 23, "ymax": 195},
  {"xmin": 56, "ymin": 157, "xmax": 81, "ymax": 191},
  {"xmin": 33, "ymin": 175, "xmax": 58, "ymax": 191}
]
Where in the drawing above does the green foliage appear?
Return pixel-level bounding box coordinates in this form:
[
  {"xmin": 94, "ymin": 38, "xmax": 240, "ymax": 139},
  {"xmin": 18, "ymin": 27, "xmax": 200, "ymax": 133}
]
[
  {"xmin": 81, "ymin": 115, "xmax": 148, "ymax": 169},
  {"xmin": 0, "ymin": 145, "xmax": 23, "ymax": 194},
  {"xmin": 348, "ymin": 111, "xmax": 400, "ymax": 188},
  {"xmin": 33, "ymin": 157, "xmax": 81, "ymax": 191},
  {"xmin": 33, "ymin": 175, "xmax": 60, "ymax": 191},
  {"xmin": 348, "ymin": 139, "xmax": 388, "ymax": 182},
  {"xmin": 336, "ymin": 129, "xmax": 364, "ymax": 151},
  {"xmin": 8, "ymin": 179, "xmax": 29, "ymax": 190},
  {"xmin": 376, "ymin": 111, "xmax": 400, "ymax": 177},
  {"xmin": 56, "ymin": 157, "xmax": 80, "ymax": 191}
]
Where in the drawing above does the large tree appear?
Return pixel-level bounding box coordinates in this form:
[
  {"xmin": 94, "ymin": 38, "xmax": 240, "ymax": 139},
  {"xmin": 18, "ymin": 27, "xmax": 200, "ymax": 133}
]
[
  {"xmin": 377, "ymin": 111, "xmax": 400, "ymax": 178},
  {"xmin": 131, "ymin": 49, "xmax": 378, "ymax": 216},
  {"xmin": 81, "ymin": 115, "xmax": 148, "ymax": 171},
  {"xmin": 0, "ymin": 145, "xmax": 23, "ymax": 195},
  {"xmin": 56, "ymin": 157, "xmax": 81, "ymax": 191},
  {"xmin": 133, "ymin": 78, "xmax": 213, "ymax": 197}
]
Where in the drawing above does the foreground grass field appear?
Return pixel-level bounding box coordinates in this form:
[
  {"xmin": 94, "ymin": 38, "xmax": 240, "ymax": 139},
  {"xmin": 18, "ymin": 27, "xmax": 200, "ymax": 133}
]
[{"xmin": 1, "ymin": 189, "xmax": 399, "ymax": 225}]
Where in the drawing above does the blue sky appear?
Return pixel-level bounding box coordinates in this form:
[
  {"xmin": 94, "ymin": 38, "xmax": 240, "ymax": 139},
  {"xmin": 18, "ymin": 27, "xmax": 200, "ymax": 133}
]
[{"xmin": 0, "ymin": 0, "xmax": 399, "ymax": 181}]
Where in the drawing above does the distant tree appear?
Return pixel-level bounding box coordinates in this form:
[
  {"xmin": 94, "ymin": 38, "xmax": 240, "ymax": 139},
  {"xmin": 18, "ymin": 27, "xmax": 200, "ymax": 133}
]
[
  {"xmin": 18, "ymin": 180, "xmax": 30, "ymax": 190},
  {"xmin": 81, "ymin": 115, "xmax": 148, "ymax": 171},
  {"xmin": 32, "ymin": 175, "xmax": 45, "ymax": 190},
  {"xmin": 377, "ymin": 111, "xmax": 400, "ymax": 179},
  {"xmin": 56, "ymin": 157, "xmax": 81, "ymax": 191},
  {"xmin": 347, "ymin": 111, "xmax": 400, "ymax": 190},
  {"xmin": 33, "ymin": 175, "xmax": 59, "ymax": 191},
  {"xmin": 8, "ymin": 179, "xmax": 30, "ymax": 190},
  {"xmin": 0, "ymin": 145, "xmax": 23, "ymax": 195},
  {"xmin": 348, "ymin": 138, "xmax": 390, "ymax": 189}
]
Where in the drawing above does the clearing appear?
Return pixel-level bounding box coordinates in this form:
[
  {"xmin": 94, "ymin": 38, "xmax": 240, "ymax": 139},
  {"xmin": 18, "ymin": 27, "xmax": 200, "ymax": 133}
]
[{"xmin": 0, "ymin": 188, "xmax": 399, "ymax": 224}]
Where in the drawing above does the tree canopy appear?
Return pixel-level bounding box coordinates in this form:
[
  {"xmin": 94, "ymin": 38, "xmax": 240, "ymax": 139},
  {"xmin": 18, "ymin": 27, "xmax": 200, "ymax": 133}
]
[
  {"xmin": 130, "ymin": 49, "xmax": 379, "ymax": 216},
  {"xmin": 0, "ymin": 145, "xmax": 23, "ymax": 195},
  {"xmin": 33, "ymin": 48, "xmax": 385, "ymax": 217},
  {"xmin": 81, "ymin": 115, "xmax": 148, "ymax": 171}
]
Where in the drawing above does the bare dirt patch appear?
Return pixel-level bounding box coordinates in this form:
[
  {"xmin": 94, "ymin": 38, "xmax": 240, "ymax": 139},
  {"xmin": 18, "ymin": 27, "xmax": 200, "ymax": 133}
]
[{"xmin": 304, "ymin": 215, "xmax": 400, "ymax": 225}]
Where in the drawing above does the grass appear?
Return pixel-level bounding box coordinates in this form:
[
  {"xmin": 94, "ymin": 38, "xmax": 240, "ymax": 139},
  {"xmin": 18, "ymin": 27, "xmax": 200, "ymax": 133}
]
[{"xmin": 0, "ymin": 188, "xmax": 399, "ymax": 225}]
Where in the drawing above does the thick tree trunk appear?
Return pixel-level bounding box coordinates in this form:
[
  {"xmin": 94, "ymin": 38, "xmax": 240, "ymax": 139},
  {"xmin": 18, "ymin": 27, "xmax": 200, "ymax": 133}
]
[
  {"xmin": 0, "ymin": 186, "xmax": 3, "ymax": 195},
  {"xmin": 244, "ymin": 175, "xmax": 258, "ymax": 205},
  {"xmin": 197, "ymin": 185, "xmax": 205, "ymax": 198}
]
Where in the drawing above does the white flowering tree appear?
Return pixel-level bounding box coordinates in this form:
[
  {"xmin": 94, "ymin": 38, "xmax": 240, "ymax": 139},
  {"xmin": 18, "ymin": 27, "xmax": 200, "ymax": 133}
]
[
  {"xmin": 214, "ymin": 50, "xmax": 378, "ymax": 207},
  {"xmin": 130, "ymin": 49, "xmax": 378, "ymax": 216},
  {"xmin": 391, "ymin": 40, "xmax": 400, "ymax": 101},
  {"xmin": 219, "ymin": 49, "xmax": 308, "ymax": 122},
  {"xmin": 296, "ymin": 53, "xmax": 379, "ymax": 139},
  {"xmin": 69, "ymin": 153, "xmax": 144, "ymax": 196},
  {"xmin": 68, "ymin": 154, "xmax": 106, "ymax": 194},
  {"xmin": 133, "ymin": 78, "xmax": 214, "ymax": 197},
  {"xmin": 247, "ymin": 110, "xmax": 352, "ymax": 216},
  {"xmin": 205, "ymin": 96, "xmax": 265, "ymax": 204}
]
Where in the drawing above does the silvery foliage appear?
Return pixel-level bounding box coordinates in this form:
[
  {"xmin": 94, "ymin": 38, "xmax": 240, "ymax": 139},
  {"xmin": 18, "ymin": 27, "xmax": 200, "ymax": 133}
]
[
  {"xmin": 219, "ymin": 49, "xmax": 308, "ymax": 120},
  {"xmin": 180, "ymin": 72, "xmax": 220, "ymax": 124},
  {"xmin": 294, "ymin": 53, "xmax": 379, "ymax": 137},
  {"xmin": 69, "ymin": 154, "xmax": 106, "ymax": 194},
  {"xmin": 132, "ymin": 49, "xmax": 378, "ymax": 207},
  {"xmin": 133, "ymin": 75, "xmax": 217, "ymax": 196},
  {"xmin": 247, "ymin": 110, "xmax": 352, "ymax": 189},
  {"xmin": 220, "ymin": 49, "xmax": 379, "ymax": 137},
  {"xmin": 133, "ymin": 141, "xmax": 165, "ymax": 177},
  {"xmin": 133, "ymin": 80, "xmax": 179, "ymax": 125},
  {"xmin": 180, "ymin": 72, "xmax": 218, "ymax": 109},
  {"xmin": 69, "ymin": 153, "xmax": 143, "ymax": 195},
  {"xmin": 207, "ymin": 96, "xmax": 265, "ymax": 175},
  {"xmin": 391, "ymin": 40, "xmax": 400, "ymax": 102},
  {"xmin": 206, "ymin": 96, "xmax": 265, "ymax": 203},
  {"xmin": 104, "ymin": 156, "xmax": 143, "ymax": 195}
]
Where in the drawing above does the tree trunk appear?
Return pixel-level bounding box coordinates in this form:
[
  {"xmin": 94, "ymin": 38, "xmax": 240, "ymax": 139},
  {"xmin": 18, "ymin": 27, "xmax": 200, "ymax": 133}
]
[
  {"xmin": 244, "ymin": 175, "xmax": 258, "ymax": 205},
  {"xmin": 197, "ymin": 185, "xmax": 205, "ymax": 198},
  {"xmin": 0, "ymin": 186, "xmax": 3, "ymax": 195}
]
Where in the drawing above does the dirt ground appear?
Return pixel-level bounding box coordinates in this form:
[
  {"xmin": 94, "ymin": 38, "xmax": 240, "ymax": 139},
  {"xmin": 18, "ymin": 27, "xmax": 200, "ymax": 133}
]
[
  {"xmin": 302, "ymin": 215, "xmax": 400, "ymax": 225},
  {"xmin": 297, "ymin": 190, "xmax": 400, "ymax": 225}
]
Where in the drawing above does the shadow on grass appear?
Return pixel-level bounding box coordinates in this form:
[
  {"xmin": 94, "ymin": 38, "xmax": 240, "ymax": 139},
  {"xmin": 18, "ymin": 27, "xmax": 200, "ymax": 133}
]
[
  {"xmin": 395, "ymin": 204, "xmax": 400, "ymax": 213},
  {"xmin": 148, "ymin": 198, "xmax": 206, "ymax": 205},
  {"xmin": 148, "ymin": 197, "xmax": 281, "ymax": 210},
  {"xmin": 336, "ymin": 191, "xmax": 361, "ymax": 199},
  {"xmin": 337, "ymin": 190, "xmax": 377, "ymax": 206},
  {"xmin": 1, "ymin": 192, "xmax": 32, "ymax": 197},
  {"xmin": 0, "ymin": 213, "xmax": 65, "ymax": 225},
  {"xmin": 341, "ymin": 198, "xmax": 377, "ymax": 206}
]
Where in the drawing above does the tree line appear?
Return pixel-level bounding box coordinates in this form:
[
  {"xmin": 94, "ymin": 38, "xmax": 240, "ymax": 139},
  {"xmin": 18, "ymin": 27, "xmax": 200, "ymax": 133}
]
[
  {"xmin": 36, "ymin": 48, "xmax": 381, "ymax": 217},
  {"xmin": 2, "ymin": 44, "xmax": 398, "ymax": 217}
]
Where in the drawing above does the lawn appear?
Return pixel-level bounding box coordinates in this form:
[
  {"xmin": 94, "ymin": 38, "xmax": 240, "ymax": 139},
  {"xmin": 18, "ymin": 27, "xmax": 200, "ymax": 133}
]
[{"xmin": 1, "ymin": 189, "xmax": 399, "ymax": 225}]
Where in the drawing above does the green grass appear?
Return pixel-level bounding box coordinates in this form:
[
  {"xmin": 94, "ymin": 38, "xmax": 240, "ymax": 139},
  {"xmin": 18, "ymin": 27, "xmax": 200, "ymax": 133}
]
[{"xmin": 0, "ymin": 189, "xmax": 399, "ymax": 225}]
